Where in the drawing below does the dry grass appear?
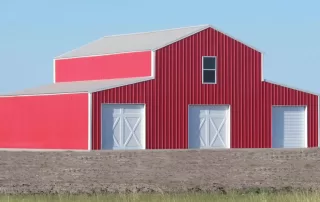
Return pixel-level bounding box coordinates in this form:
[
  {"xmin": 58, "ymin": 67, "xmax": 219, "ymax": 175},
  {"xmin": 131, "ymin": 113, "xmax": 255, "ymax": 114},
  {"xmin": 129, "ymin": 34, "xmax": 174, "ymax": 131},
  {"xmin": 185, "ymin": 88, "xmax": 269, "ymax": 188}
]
[{"xmin": 0, "ymin": 192, "xmax": 320, "ymax": 202}]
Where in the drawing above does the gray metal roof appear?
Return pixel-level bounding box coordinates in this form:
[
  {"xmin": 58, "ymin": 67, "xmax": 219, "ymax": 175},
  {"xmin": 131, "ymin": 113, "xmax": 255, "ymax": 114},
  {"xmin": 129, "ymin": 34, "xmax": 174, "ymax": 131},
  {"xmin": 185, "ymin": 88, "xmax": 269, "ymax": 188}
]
[
  {"xmin": 0, "ymin": 77, "xmax": 152, "ymax": 96},
  {"xmin": 55, "ymin": 25, "xmax": 210, "ymax": 59}
]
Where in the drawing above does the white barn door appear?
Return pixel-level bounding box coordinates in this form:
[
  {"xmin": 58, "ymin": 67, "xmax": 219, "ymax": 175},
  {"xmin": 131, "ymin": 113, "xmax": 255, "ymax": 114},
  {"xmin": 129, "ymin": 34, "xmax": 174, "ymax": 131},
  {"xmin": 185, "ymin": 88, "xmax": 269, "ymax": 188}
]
[
  {"xmin": 188, "ymin": 105, "xmax": 230, "ymax": 149},
  {"xmin": 272, "ymin": 106, "xmax": 307, "ymax": 148},
  {"xmin": 101, "ymin": 104, "xmax": 145, "ymax": 150}
]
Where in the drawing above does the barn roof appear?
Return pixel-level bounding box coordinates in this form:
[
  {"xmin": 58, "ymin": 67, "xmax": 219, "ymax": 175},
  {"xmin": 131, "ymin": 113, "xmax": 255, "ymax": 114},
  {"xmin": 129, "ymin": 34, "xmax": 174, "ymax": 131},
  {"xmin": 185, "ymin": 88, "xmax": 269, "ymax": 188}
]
[
  {"xmin": 55, "ymin": 25, "xmax": 211, "ymax": 59},
  {"xmin": 0, "ymin": 77, "xmax": 152, "ymax": 96}
]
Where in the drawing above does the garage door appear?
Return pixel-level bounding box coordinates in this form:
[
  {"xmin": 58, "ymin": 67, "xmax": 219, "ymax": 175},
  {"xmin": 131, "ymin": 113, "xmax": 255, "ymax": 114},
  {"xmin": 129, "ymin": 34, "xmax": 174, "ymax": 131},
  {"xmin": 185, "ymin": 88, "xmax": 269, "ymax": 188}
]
[
  {"xmin": 101, "ymin": 104, "xmax": 145, "ymax": 150},
  {"xmin": 272, "ymin": 106, "xmax": 307, "ymax": 148},
  {"xmin": 188, "ymin": 105, "xmax": 230, "ymax": 149}
]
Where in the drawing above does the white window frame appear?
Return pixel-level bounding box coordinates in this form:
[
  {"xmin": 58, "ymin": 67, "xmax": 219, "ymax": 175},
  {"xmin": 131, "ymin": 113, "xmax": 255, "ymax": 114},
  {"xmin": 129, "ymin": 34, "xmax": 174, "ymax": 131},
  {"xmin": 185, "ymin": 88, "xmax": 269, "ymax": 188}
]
[{"xmin": 202, "ymin": 56, "xmax": 217, "ymax": 84}]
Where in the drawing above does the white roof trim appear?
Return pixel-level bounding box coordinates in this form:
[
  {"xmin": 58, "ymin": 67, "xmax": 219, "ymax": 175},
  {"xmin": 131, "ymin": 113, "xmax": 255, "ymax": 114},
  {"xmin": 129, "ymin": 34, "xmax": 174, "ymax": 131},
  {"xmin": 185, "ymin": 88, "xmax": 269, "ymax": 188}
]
[
  {"xmin": 0, "ymin": 77, "xmax": 153, "ymax": 97},
  {"xmin": 55, "ymin": 24, "xmax": 263, "ymax": 60}
]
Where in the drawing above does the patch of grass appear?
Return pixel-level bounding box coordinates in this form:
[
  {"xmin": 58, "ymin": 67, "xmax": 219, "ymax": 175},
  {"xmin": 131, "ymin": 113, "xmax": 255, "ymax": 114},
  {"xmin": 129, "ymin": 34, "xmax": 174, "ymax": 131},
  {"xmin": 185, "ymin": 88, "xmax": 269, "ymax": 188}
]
[{"xmin": 0, "ymin": 192, "xmax": 319, "ymax": 202}]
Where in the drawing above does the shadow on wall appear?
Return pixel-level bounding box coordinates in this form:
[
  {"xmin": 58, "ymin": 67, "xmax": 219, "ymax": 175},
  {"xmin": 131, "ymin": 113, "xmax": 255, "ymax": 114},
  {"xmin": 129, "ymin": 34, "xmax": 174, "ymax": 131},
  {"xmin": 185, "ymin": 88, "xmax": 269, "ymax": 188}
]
[
  {"xmin": 272, "ymin": 107, "xmax": 285, "ymax": 148},
  {"xmin": 101, "ymin": 106, "xmax": 115, "ymax": 150},
  {"xmin": 188, "ymin": 108, "xmax": 201, "ymax": 149}
]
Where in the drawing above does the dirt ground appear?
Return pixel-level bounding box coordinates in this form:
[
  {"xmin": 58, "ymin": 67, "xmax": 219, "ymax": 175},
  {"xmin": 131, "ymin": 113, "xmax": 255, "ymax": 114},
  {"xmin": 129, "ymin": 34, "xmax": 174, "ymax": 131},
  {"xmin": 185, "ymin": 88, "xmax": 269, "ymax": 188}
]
[{"xmin": 0, "ymin": 148, "xmax": 319, "ymax": 194}]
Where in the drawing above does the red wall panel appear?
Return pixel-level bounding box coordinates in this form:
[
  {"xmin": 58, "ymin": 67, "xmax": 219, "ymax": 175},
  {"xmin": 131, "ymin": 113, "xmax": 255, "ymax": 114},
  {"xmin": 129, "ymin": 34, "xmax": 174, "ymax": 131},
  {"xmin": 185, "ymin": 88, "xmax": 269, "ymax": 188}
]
[
  {"xmin": 55, "ymin": 51, "xmax": 152, "ymax": 82},
  {"xmin": 91, "ymin": 28, "xmax": 318, "ymax": 149},
  {"xmin": 0, "ymin": 93, "xmax": 88, "ymax": 149}
]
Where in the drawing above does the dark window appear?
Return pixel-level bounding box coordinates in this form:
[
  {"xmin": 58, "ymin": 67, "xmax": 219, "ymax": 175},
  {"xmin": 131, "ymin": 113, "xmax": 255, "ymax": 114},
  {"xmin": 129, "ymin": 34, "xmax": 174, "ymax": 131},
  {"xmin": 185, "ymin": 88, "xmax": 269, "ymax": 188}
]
[
  {"xmin": 202, "ymin": 56, "xmax": 216, "ymax": 83},
  {"xmin": 203, "ymin": 57, "xmax": 216, "ymax": 70}
]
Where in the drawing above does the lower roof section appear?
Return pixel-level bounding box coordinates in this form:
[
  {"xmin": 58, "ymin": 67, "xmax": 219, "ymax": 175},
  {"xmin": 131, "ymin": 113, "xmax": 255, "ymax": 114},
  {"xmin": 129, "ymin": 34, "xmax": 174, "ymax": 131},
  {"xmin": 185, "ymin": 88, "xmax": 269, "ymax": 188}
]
[
  {"xmin": 0, "ymin": 77, "xmax": 152, "ymax": 96},
  {"xmin": 263, "ymin": 79, "xmax": 319, "ymax": 96}
]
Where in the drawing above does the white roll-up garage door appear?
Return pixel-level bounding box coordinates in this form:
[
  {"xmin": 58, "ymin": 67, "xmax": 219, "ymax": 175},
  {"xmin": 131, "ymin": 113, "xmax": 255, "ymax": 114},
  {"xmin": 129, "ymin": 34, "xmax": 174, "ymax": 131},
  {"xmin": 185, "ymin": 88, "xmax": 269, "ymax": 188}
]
[
  {"xmin": 101, "ymin": 104, "xmax": 145, "ymax": 150},
  {"xmin": 188, "ymin": 105, "xmax": 230, "ymax": 149},
  {"xmin": 272, "ymin": 106, "xmax": 307, "ymax": 148}
]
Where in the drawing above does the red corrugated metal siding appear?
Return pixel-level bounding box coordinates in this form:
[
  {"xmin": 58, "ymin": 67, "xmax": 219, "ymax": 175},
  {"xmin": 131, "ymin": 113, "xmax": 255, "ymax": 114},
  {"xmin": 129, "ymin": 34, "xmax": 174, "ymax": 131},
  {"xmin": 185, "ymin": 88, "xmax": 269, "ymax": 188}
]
[
  {"xmin": 91, "ymin": 28, "xmax": 318, "ymax": 149},
  {"xmin": 261, "ymin": 82, "xmax": 318, "ymax": 147},
  {"xmin": 55, "ymin": 51, "xmax": 152, "ymax": 82},
  {"xmin": 0, "ymin": 93, "xmax": 89, "ymax": 149}
]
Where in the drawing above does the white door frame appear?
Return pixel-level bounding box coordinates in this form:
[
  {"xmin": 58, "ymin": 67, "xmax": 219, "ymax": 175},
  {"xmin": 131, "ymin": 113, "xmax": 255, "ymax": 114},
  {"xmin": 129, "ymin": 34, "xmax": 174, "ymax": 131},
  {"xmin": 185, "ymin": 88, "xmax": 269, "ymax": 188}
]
[
  {"xmin": 100, "ymin": 103, "xmax": 146, "ymax": 150},
  {"xmin": 271, "ymin": 105, "xmax": 308, "ymax": 148},
  {"xmin": 187, "ymin": 104, "xmax": 231, "ymax": 149}
]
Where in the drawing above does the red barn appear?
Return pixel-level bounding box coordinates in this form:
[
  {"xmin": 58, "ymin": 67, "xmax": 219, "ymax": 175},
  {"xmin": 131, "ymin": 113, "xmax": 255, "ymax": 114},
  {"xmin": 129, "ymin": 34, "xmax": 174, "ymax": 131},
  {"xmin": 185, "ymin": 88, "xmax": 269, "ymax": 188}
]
[{"xmin": 0, "ymin": 24, "xmax": 319, "ymax": 150}]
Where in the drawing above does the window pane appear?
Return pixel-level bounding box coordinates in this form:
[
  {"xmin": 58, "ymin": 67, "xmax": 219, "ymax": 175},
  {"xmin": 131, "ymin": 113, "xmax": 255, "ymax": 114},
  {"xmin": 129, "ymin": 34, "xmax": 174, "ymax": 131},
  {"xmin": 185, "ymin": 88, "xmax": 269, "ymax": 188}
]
[
  {"xmin": 203, "ymin": 57, "xmax": 216, "ymax": 70},
  {"xmin": 203, "ymin": 70, "xmax": 216, "ymax": 83}
]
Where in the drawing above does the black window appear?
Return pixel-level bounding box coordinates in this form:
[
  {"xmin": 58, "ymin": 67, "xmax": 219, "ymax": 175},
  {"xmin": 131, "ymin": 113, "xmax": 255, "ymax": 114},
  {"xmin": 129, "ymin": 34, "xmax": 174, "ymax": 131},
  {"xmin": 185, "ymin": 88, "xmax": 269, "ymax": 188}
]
[{"xmin": 202, "ymin": 56, "xmax": 217, "ymax": 83}]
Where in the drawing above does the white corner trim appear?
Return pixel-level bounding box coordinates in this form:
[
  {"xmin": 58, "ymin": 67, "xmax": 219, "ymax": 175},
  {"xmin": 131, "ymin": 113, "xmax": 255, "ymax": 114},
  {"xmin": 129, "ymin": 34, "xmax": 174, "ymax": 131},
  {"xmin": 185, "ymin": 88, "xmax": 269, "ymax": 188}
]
[
  {"xmin": 305, "ymin": 106, "xmax": 308, "ymax": 148},
  {"xmin": 88, "ymin": 93, "xmax": 92, "ymax": 151},
  {"xmin": 261, "ymin": 53, "xmax": 264, "ymax": 81},
  {"xmin": 53, "ymin": 59, "xmax": 56, "ymax": 83},
  {"xmin": 151, "ymin": 51, "xmax": 156, "ymax": 78}
]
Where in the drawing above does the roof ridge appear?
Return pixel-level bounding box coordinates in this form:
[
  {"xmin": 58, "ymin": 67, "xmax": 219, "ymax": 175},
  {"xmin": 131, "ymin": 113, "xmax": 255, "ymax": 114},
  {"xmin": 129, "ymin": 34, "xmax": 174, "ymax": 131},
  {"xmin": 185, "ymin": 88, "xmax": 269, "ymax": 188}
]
[{"xmin": 101, "ymin": 24, "xmax": 210, "ymax": 39}]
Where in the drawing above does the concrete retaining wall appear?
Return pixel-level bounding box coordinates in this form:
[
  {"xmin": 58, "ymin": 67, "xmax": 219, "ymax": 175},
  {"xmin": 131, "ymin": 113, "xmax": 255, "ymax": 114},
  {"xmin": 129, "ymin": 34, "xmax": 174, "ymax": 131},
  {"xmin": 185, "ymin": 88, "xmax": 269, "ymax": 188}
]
[{"xmin": 0, "ymin": 148, "xmax": 319, "ymax": 194}]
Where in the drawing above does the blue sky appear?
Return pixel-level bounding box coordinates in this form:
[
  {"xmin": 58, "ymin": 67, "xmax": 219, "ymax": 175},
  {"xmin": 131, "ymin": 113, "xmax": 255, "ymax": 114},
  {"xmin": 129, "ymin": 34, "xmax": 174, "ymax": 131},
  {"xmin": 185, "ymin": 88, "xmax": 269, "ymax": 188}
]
[{"xmin": 0, "ymin": 0, "xmax": 319, "ymax": 94}]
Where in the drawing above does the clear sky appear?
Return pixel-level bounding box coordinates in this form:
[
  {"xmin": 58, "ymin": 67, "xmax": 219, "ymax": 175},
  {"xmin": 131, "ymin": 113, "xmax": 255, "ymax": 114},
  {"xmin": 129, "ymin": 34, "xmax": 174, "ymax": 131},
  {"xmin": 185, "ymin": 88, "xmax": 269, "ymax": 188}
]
[{"xmin": 0, "ymin": 0, "xmax": 319, "ymax": 94}]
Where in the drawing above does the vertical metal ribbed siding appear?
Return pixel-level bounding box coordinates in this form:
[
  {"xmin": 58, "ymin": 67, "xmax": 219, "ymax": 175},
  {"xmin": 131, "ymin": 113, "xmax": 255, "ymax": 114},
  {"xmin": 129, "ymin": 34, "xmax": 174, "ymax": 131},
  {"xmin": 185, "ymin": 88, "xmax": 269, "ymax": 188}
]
[
  {"xmin": 261, "ymin": 82, "xmax": 318, "ymax": 147},
  {"xmin": 91, "ymin": 28, "xmax": 318, "ymax": 149}
]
